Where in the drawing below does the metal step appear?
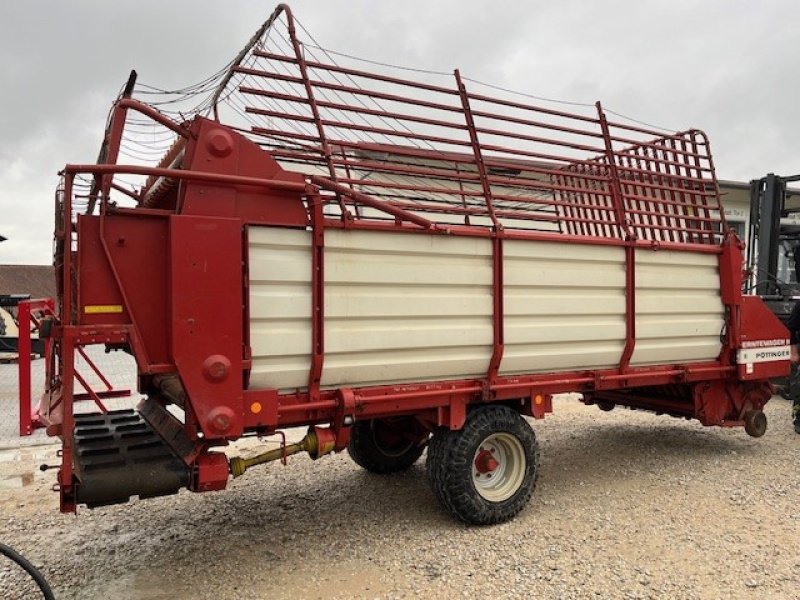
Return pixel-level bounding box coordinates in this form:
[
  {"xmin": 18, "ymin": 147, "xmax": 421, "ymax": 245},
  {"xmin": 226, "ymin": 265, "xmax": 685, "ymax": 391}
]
[{"xmin": 73, "ymin": 409, "xmax": 190, "ymax": 508}]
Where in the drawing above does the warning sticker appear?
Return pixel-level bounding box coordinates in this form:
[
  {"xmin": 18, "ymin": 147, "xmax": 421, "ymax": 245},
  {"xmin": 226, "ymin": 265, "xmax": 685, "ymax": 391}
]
[{"xmin": 83, "ymin": 305, "xmax": 123, "ymax": 314}]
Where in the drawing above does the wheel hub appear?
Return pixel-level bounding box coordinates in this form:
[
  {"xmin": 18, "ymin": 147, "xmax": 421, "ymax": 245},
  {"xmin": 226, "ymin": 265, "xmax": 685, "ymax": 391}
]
[
  {"xmin": 471, "ymin": 433, "xmax": 526, "ymax": 502},
  {"xmin": 474, "ymin": 449, "xmax": 499, "ymax": 474}
]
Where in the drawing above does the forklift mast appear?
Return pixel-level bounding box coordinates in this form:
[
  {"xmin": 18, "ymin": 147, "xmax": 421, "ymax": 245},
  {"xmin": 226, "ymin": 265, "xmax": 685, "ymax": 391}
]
[{"xmin": 747, "ymin": 173, "xmax": 800, "ymax": 321}]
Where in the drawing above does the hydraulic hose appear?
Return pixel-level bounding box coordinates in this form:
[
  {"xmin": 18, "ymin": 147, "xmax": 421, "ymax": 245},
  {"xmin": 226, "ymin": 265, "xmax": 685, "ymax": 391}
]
[{"xmin": 0, "ymin": 542, "xmax": 55, "ymax": 600}]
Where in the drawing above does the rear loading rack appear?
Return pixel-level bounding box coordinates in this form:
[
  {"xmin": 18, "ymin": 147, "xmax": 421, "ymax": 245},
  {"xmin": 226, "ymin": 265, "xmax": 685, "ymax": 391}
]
[{"xmin": 20, "ymin": 3, "xmax": 789, "ymax": 524}]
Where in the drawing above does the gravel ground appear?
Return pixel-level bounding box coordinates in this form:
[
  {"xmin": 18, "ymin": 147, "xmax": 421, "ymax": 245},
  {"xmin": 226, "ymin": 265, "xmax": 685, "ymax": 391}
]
[{"xmin": 0, "ymin": 396, "xmax": 798, "ymax": 599}]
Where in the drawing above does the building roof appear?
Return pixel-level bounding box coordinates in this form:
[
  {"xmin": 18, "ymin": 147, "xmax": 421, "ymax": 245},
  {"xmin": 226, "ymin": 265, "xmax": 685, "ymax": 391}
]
[{"xmin": 0, "ymin": 265, "xmax": 56, "ymax": 300}]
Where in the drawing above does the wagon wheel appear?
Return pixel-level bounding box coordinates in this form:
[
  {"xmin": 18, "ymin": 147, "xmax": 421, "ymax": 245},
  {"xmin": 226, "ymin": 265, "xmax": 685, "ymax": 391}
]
[
  {"xmin": 426, "ymin": 405, "xmax": 540, "ymax": 525},
  {"xmin": 744, "ymin": 410, "xmax": 767, "ymax": 438},
  {"xmin": 347, "ymin": 417, "xmax": 427, "ymax": 474}
]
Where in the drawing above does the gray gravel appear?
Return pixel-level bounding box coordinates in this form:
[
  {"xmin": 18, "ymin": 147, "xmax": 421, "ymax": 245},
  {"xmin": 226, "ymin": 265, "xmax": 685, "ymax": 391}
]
[{"xmin": 1, "ymin": 396, "xmax": 798, "ymax": 599}]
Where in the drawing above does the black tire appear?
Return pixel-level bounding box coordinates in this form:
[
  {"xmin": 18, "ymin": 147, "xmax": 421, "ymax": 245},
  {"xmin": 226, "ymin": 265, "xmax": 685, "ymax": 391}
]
[
  {"xmin": 596, "ymin": 400, "xmax": 615, "ymax": 412},
  {"xmin": 347, "ymin": 418, "xmax": 426, "ymax": 474},
  {"xmin": 425, "ymin": 425, "xmax": 455, "ymax": 501},
  {"xmin": 426, "ymin": 405, "xmax": 539, "ymax": 526},
  {"xmin": 744, "ymin": 410, "xmax": 767, "ymax": 438}
]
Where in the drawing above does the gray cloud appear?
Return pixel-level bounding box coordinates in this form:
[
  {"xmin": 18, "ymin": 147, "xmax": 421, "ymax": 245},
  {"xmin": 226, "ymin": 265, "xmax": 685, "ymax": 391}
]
[{"xmin": 1, "ymin": 0, "xmax": 798, "ymax": 264}]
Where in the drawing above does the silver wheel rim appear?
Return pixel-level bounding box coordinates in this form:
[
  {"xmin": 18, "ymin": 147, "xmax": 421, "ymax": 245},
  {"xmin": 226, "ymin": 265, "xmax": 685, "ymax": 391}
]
[{"xmin": 472, "ymin": 432, "xmax": 526, "ymax": 502}]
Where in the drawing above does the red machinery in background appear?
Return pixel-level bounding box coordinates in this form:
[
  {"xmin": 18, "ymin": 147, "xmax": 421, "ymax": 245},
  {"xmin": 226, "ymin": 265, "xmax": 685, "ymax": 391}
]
[{"xmin": 24, "ymin": 4, "xmax": 789, "ymax": 525}]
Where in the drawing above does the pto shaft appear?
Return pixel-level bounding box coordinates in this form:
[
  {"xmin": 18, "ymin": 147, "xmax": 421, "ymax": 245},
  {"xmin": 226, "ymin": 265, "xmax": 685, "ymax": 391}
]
[{"xmin": 229, "ymin": 426, "xmax": 336, "ymax": 478}]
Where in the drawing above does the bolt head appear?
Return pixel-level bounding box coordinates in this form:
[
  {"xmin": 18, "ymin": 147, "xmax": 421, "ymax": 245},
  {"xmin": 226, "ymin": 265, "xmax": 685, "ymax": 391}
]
[
  {"xmin": 206, "ymin": 406, "xmax": 236, "ymax": 435},
  {"xmin": 207, "ymin": 129, "xmax": 234, "ymax": 158},
  {"xmin": 202, "ymin": 354, "xmax": 231, "ymax": 382}
]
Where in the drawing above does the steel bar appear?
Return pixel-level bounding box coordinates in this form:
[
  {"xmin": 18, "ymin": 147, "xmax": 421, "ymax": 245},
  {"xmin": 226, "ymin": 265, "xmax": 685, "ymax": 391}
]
[
  {"xmin": 466, "ymin": 91, "xmax": 601, "ymax": 124},
  {"xmin": 310, "ymin": 175, "xmax": 443, "ymax": 230},
  {"xmin": 328, "ymin": 156, "xmax": 481, "ymax": 183},
  {"xmin": 64, "ymin": 164, "xmax": 308, "ymax": 193},
  {"xmin": 284, "ymin": 13, "xmax": 339, "ymax": 186},
  {"xmin": 17, "ymin": 302, "xmax": 32, "ymax": 436},
  {"xmin": 252, "ymin": 49, "xmax": 462, "ymax": 97},
  {"xmin": 245, "ymin": 92, "xmax": 469, "ymax": 132},
  {"xmin": 76, "ymin": 346, "xmax": 113, "ymax": 391},
  {"xmin": 473, "ymin": 124, "xmax": 605, "ymax": 154},
  {"xmin": 72, "ymin": 369, "xmax": 109, "ymax": 414},
  {"xmin": 241, "ymin": 81, "xmax": 462, "ymax": 115}
]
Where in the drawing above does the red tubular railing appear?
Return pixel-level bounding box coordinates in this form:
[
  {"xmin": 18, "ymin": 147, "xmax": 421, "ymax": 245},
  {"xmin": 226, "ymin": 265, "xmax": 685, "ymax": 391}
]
[
  {"xmin": 86, "ymin": 3, "xmax": 725, "ymax": 246},
  {"xmin": 209, "ymin": 9, "xmax": 727, "ymax": 244}
]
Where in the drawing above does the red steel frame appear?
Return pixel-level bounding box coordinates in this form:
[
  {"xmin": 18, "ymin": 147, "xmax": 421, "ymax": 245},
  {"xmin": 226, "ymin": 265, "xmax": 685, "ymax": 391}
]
[
  {"xmin": 32, "ymin": 3, "xmax": 789, "ymax": 511},
  {"xmin": 17, "ymin": 298, "xmax": 130, "ymax": 437},
  {"xmin": 17, "ymin": 298, "xmax": 54, "ymax": 436},
  {"xmin": 17, "ymin": 298, "xmax": 131, "ymax": 437}
]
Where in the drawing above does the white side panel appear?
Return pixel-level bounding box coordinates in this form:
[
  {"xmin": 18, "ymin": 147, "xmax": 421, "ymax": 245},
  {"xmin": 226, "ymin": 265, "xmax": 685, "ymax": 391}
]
[
  {"xmin": 249, "ymin": 227, "xmax": 312, "ymax": 390},
  {"xmin": 248, "ymin": 227, "xmax": 724, "ymax": 392},
  {"xmin": 630, "ymin": 249, "xmax": 724, "ymax": 365},
  {"xmin": 321, "ymin": 230, "xmax": 493, "ymax": 386},
  {"xmin": 500, "ymin": 241, "xmax": 626, "ymax": 374}
]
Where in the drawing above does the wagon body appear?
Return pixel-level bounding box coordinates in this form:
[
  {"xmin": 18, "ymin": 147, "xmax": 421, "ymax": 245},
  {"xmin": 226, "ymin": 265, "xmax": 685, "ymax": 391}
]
[{"xmin": 25, "ymin": 4, "xmax": 789, "ymax": 521}]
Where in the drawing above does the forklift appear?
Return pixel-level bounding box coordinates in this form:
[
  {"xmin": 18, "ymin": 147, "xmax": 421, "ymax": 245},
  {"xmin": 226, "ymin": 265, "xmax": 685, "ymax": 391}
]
[
  {"xmin": 747, "ymin": 173, "xmax": 800, "ymax": 398},
  {"xmin": 747, "ymin": 173, "xmax": 800, "ymax": 318}
]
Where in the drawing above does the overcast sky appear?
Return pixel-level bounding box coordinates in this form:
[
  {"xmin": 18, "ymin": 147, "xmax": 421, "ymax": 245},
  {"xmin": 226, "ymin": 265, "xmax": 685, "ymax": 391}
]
[{"xmin": 1, "ymin": 0, "xmax": 798, "ymax": 265}]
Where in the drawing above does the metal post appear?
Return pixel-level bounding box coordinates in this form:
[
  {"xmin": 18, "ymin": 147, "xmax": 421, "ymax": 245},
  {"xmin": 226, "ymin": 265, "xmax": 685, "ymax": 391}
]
[
  {"xmin": 454, "ymin": 70, "xmax": 504, "ymax": 387},
  {"xmin": 308, "ymin": 190, "xmax": 325, "ymax": 401},
  {"xmin": 283, "ymin": 5, "xmax": 346, "ymax": 216},
  {"xmin": 58, "ymin": 336, "xmax": 76, "ymax": 512},
  {"xmin": 755, "ymin": 174, "xmax": 782, "ymax": 296},
  {"xmin": 596, "ymin": 102, "xmax": 636, "ymax": 373},
  {"xmin": 747, "ymin": 178, "xmax": 762, "ymax": 292},
  {"xmin": 18, "ymin": 301, "xmax": 32, "ymax": 436},
  {"xmin": 61, "ymin": 174, "xmax": 73, "ymax": 323},
  {"xmin": 454, "ymin": 70, "xmax": 499, "ymax": 229}
]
